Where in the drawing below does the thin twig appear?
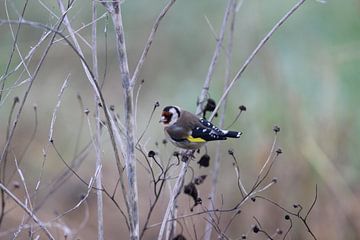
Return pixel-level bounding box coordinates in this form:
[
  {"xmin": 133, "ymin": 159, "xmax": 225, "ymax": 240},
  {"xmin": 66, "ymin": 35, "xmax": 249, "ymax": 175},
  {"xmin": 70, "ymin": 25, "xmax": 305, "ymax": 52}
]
[
  {"xmin": 196, "ymin": 0, "xmax": 233, "ymax": 115},
  {"xmin": 92, "ymin": 1, "xmax": 104, "ymax": 239},
  {"xmin": 49, "ymin": 166, "xmax": 101, "ymax": 223},
  {"xmin": 209, "ymin": 0, "xmax": 307, "ymax": 121},
  {"xmin": 204, "ymin": 2, "xmax": 237, "ymax": 238},
  {"xmin": 305, "ymin": 184, "xmax": 317, "ymax": 220},
  {"xmin": 48, "ymin": 76, "xmax": 69, "ymax": 142},
  {"xmin": 0, "ymin": 183, "xmax": 55, "ymax": 239},
  {"xmin": 0, "ymin": 4, "xmax": 71, "ymax": 177},
  {"xmin": 13, "ymin": 155, "xmax": 33, "ymax": 212},
  {"xmin": 108, "ymin": 1, "xmax": 140, "ymax": 238},
  {"xmin": 158, "ymin": 160, "xmax": 190, "ymax": 240},
  {"xmin": 56, "ymin": 0, "xmax": 132, "ymax": 230},
  {"xmin": 0, "ymin": 0, "xmax": 30, "ymax": 101},
  {"xmin": 131, "ymin": 0, "xmax": 177, "ymax": 86}
]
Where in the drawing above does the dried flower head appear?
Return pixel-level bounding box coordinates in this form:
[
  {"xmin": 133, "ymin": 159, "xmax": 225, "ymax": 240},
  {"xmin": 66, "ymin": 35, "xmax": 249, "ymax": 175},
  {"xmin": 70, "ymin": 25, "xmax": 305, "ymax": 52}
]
[
  {"xmin": 148, "ymin": 150, "xmax": 156, "ymax": 158},
  {"xmin": 239, "ymin": 105, "xmax": 247, "ymax": 111},
  {"xmin": 197, "ymin": 154, "xmax": 210, "ymax": 167},
  {"xmin": 194, "ymin": 175, "xmax": 207, "ymax": 185},
  {"xmin": 173, "ymin": 234, "xmax": 186, "ymax": 240},
  {"xmin": 273, "ymin": 125, "xmax": 280, "ymax": 133},
  {"xmin": 184, "ymin": 182, "xmax": 202, "ymax": 210}
]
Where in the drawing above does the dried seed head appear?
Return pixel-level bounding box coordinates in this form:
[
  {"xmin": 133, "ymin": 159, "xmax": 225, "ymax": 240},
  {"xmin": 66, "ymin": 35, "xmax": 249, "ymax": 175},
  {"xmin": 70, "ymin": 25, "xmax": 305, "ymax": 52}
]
[
  {"xmin": 148, "ymin": 150, "xmax": 156, "ymax": 158},
  {"xmin": 181, "ymin": 154, "xmax": 189, "ymax": 162},
  {"xmin": 239, "ymin": 105, "xmax": 247, "ymax": 111},
  {"xmin": 204, "ymin": 98, "xmax": 216, "ymax": 112},
  {"xmin": 13, "ymin": 181, "xmax": 20, "ymax": 189},
  {"xmin": 273, "ymin": 125, "xmax": 280, "ymax": 133},
  {"xmin": 197, "ymin": 154, "xmax": 210, "ymax": 167},
  {"xmin": 184, "ymin": 182, "xmax": 199, "ymax": 205},
  {"xmin": 194, "ymin": 175, "xmax": 207, "ymax": 185},
  {"xmin": 172, "ymin": 234, "xmax": 187, "ymax": 240}
]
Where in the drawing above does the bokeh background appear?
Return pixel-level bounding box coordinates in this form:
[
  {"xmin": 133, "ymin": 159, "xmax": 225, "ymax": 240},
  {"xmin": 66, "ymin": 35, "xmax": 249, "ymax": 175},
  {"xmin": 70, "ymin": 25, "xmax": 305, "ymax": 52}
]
[{"xmin": 1, "ymin": 0, "xmax": 360, "ymax": 239}]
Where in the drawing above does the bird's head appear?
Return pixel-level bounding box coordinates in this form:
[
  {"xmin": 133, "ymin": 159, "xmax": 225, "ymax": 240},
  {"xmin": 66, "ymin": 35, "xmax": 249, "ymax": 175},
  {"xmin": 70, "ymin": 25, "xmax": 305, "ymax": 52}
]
[{"xmin": 160, "ymin": 106, "xmax": 181, "ymax": 126}]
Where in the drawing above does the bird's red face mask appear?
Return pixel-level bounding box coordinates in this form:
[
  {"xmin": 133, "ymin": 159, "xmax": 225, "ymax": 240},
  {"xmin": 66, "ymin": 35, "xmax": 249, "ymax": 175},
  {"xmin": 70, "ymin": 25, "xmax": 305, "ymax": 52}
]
[{"xmin": 160, "ymin": 111, "xmax": 172, "ymax": 125}]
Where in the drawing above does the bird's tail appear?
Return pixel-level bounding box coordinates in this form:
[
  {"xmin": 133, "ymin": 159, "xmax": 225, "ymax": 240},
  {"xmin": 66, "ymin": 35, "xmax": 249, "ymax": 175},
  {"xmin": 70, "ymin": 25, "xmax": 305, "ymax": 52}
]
[{"xmin": 223, "ymin": 130, "xmax": 242, "ymax": 138}]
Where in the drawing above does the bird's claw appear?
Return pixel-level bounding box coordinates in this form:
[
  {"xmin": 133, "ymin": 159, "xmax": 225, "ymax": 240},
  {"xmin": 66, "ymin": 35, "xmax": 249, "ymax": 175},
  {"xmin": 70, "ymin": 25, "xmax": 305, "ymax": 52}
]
[{"xmin": 180, "ymin": 150, "xmax": 196, "ymax": 162}]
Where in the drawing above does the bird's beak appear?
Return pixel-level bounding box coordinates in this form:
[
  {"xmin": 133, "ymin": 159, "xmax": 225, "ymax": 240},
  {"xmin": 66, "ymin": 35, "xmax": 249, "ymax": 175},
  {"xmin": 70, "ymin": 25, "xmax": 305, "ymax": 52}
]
[{"xmin": 159, "ymin": 116, "xmax": 166, "ymax": 123}]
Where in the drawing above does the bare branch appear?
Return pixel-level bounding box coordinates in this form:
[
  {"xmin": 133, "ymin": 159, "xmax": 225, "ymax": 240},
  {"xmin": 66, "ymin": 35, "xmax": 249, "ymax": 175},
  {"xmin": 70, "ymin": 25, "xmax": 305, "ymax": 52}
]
[
  {"xmin": 0, "ymin": 183, "xmax": 55, "ymax": 239},
  {"xmin": 92, "ymin": 1, "xmax": 104, "ymax": 239},
  {"xmin": 158, "ymin": 160, "xmax": 190, "ymax": 240},
  {"xmin": 204, "ymin": 1, "xmax": 236, "ymax": 238},
  {"xmin": 131, "ymin": 0, "xmax": 177, "ymax": 86},
  {"xmin": 196, "ymin": 0, "xmax": 233, "ymax": 115},
  {"xmin": 48, "ymin": 76, "xmax": 69, "ymax": 143},
  {"xmin": 0, "ymin": 0, "xmax": 30, "ymax": 101},
  {"xmin": 0, "ymin": 3, "xmax": 72, "ymax": 177},
  {"xmin": 209, "ymin": 0, "xmax": 307, "ymax": 121},
  {"xmin": 109, "ymin": 1, "xmax": 139, "ymax": 238}
]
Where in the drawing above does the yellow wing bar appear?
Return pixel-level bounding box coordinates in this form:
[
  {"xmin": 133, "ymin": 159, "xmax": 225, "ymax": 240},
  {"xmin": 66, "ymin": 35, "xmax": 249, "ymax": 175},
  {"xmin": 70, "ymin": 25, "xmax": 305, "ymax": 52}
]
[{"xmin": 187, "ymin": 135, "xmax": 206, "ymax": 143}]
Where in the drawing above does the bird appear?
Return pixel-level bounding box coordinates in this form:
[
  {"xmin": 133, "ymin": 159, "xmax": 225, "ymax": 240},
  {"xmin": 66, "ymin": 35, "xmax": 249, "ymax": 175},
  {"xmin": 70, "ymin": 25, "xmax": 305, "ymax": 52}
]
[{"xmin": 159, "ymin": 105, "xmax": 242, "ymax": 150}]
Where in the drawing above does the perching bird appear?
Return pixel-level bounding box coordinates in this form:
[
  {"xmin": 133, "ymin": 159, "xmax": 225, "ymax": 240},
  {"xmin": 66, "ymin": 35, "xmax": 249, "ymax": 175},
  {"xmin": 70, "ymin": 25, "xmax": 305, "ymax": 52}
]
[{"xmin": 160, "ymin": 106, "xmax": 242, "ymax": 150}]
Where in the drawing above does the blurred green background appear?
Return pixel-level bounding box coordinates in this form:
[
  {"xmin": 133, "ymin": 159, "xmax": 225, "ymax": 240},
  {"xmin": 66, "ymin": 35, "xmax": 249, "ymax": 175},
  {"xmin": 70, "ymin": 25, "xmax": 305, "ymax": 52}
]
[{"xmin": 1, "ymin": 0, "xmax": 360, "ymax": 239}]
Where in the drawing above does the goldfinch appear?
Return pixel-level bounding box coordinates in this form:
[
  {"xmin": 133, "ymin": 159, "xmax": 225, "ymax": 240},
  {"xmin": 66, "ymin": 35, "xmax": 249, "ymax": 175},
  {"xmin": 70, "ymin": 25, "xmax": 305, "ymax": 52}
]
[{"xmin": 160, "ymin": 106, "xmax": 242, "ymax": 150}]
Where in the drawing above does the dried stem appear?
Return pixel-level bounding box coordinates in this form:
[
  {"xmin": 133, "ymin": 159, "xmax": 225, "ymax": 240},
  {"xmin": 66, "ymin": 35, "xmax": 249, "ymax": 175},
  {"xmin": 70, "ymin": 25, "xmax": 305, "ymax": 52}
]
[
  {"xmin": 0, "ymin": 183, "xmax": 54, "ymax": 239},
  {"xmin": 0, "ymin": 0, "xmax": 29, "ymax": 102},
  {"xmin": 0, "ymin": 4, "xmax": 71, "ymax": 177},
  {"xmin": 131, "ymin": 0, "xmax": 177, "ymax": 85},
  {"xmin": 55, "ymin": 0, "xmax": 131, "ymax": 235},
  {"xmin": 158, "ymin": 160, "xmax": 190, "ymax": 240},
  {"xmin": 106, "ymin": 1, "xmax": 139, "ymax": 239},
  {"xmin": 209, "ymin": 0, "xmax": 307, "ymax": 121},
  {"xmin": 196, "ymin": 0, "xmax": 233, "ymax": 115},
  {"xmin": 92, "ymin": 1, "xmax": 104, "ymax": 240},
  {"xmin": 204, "ymin": 1, "xmax": 237, "ymax": 239}
]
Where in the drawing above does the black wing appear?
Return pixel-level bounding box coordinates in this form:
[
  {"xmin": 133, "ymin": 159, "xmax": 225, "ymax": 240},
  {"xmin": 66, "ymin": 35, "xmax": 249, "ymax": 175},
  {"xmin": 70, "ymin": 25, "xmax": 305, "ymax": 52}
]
[
  {"xmin": 197, "ymin": 118, "xmax": 242, "ymax": 139},
  {"xmin": 199, "ymin": 119, "xmax": 224, "ymax": 134},
  {"xmin": 191, "ymin": 126, "xmax": 227, "ymax": 141}
]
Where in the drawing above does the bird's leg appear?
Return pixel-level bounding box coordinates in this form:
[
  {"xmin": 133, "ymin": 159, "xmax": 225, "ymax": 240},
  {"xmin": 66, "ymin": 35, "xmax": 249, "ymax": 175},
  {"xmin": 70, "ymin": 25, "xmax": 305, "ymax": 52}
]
[{"xmin": 180, "ymin": 149, "xmax": 196, "ymax": 161}]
